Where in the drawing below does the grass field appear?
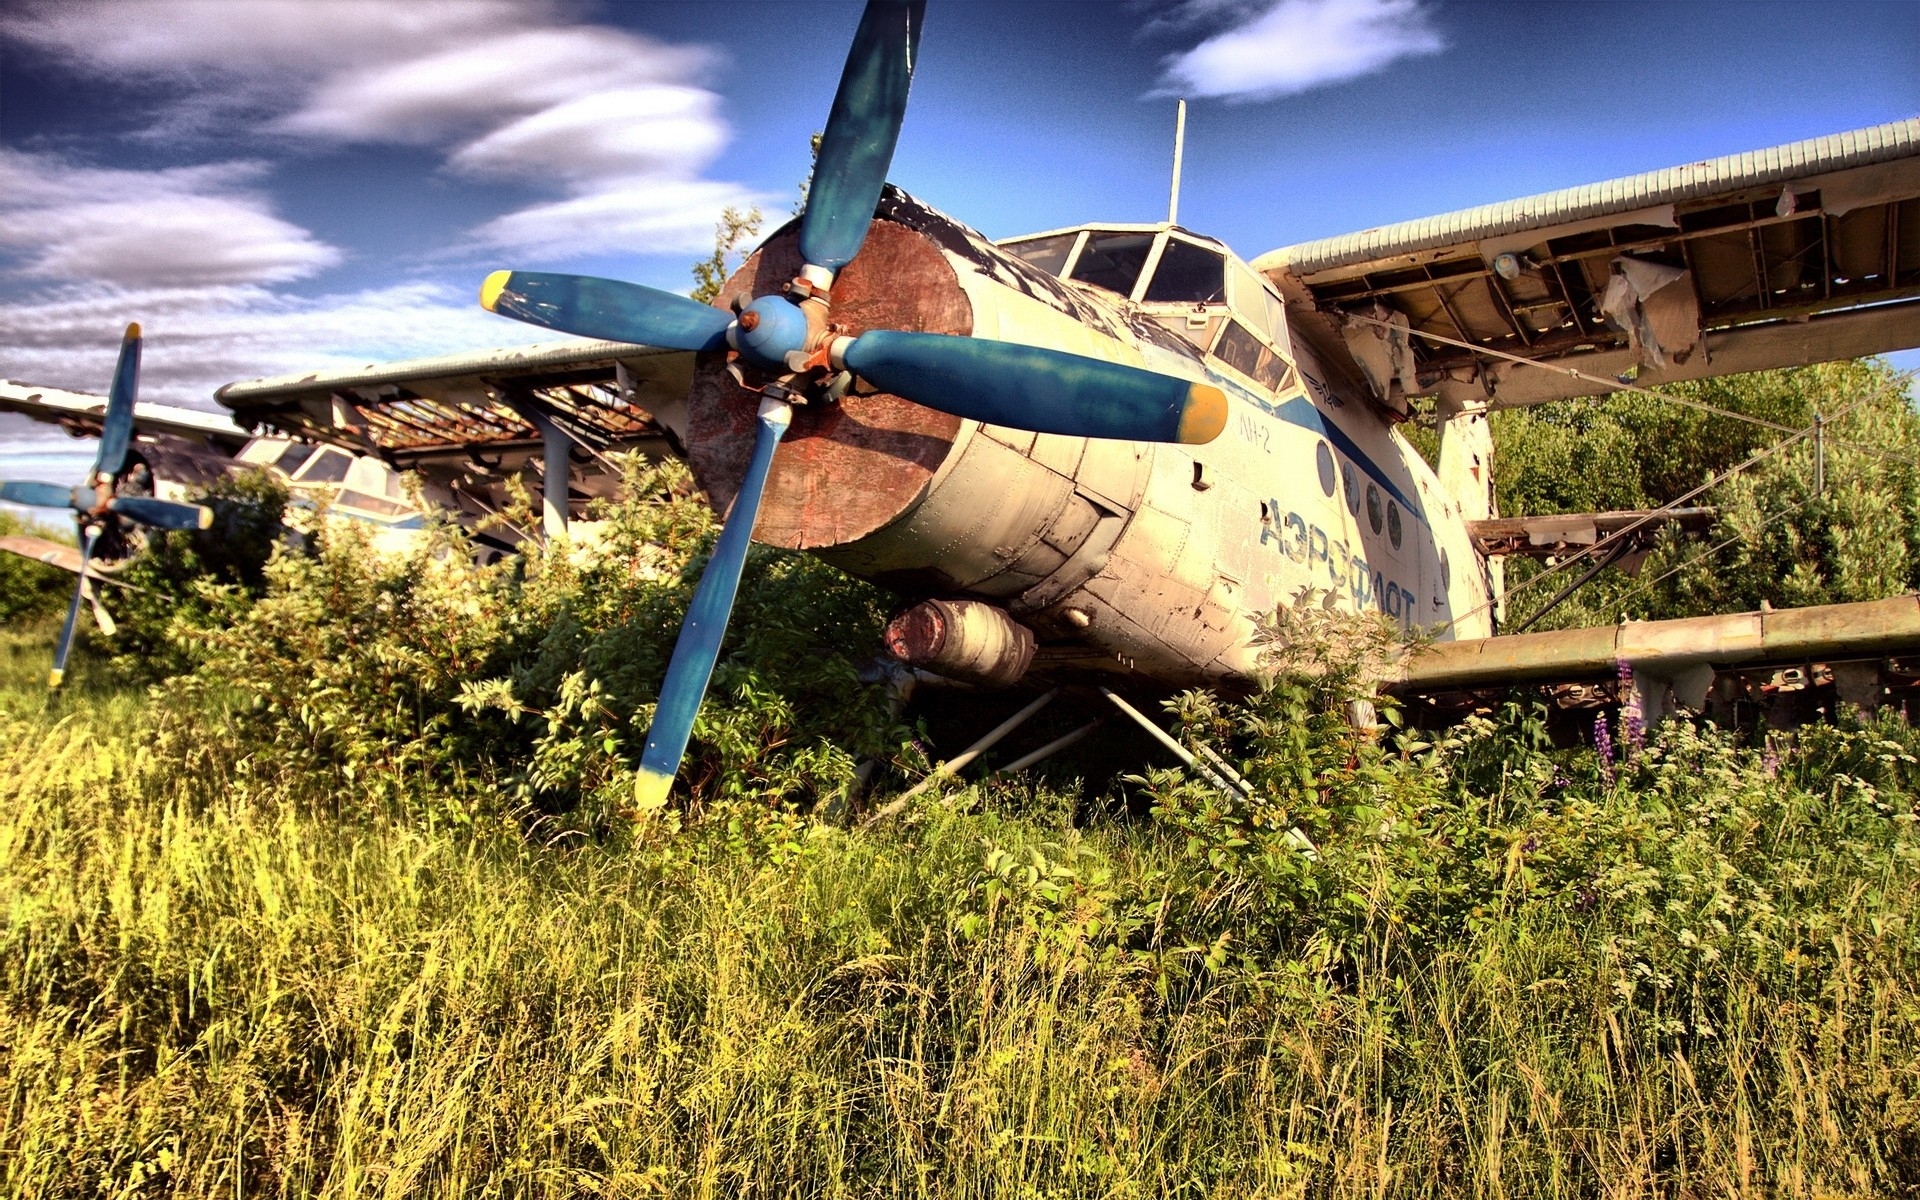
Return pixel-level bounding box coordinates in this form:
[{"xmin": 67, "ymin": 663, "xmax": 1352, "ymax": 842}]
[{"xmin": 4, "ymin": 617, "xmax": 1919, "ymax": 1199}]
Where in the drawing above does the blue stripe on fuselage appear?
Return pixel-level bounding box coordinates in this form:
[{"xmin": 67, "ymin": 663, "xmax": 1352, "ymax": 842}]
[{"xmin": 1268, "ymin": 395, "xmax": 1420, "ymax": 518}]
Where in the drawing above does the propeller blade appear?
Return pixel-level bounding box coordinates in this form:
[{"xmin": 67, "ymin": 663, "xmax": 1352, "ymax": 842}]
[
  {"xmin": 93, "ymin": 323, "xmax": 141, "ymax": 483},
  {"xmin": 841, "ymin": 331, "xmax": 1229, "ymax": 445},
  {"xmin": 480, "ymin": 271, "xmax": 732, "ymax": 351},
  {"xmin": 49, "ymin": 524, "xmax": 99, "ymax": 689},
  {"xmin": 0, "ymin": 480, "xmax": 83, "ymax": 510},
  {"xmin": 798, "ymin": 0, "xmax": 924, "ymax": 274},
  {"xmin": 633, "ymin": 396, "xmax": 794, "ymax": 810},
  {"xmin": 107, "ymin": 495, "xmax": 213, "ymax": 531}
]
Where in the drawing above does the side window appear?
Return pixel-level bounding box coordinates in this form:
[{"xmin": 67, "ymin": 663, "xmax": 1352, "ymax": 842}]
[
  {"xmin": 1213, "ymin": 319, "xmax": 1265, "ymax": 382},
  {"xmin": 1002, "ymin": 232, "xmax": 1078, "ymax": 277},
  {"xmin": 1144, "ymin": 239, "xmax": 1225, "ymax": 303},
  {"xmin": 1254, "ymin": 346, "xmax": 1294, "ymax": 393},
  {"xmin": 1263, "ymin": 287, "xmax": 1289, "ymax": 344},
  {"xmin": 1069, "ymin": 232, "xmax": 1156, "ymax": 297}
]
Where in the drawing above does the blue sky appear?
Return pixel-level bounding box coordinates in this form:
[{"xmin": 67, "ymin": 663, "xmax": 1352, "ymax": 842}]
[{"xmin": 2, "ymin": 0, "xmax": 1916, "ymax": 484}]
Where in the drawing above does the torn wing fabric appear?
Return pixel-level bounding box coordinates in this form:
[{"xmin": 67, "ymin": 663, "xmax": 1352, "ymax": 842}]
[
  {"xmin": 1598, "ymin": 256, "xmax": 1701, "ymax": 370},
  {"xmin": 1341, "ymin": 307, "xmax": 1419, "ymax": 408}
]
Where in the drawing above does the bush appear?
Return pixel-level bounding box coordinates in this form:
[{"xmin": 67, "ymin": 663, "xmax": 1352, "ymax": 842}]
[
  {"xmin": 103, "ymin": 467, "xmax": 289, "ymax": 679},
  {"xmin": 160, "ymin": 457, "xmax": 914, "ymax": 830}
]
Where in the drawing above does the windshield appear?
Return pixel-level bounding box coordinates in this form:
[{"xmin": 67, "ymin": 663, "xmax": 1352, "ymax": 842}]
[
  {"xmin": 1002, "ymin": 233, "xmax": 1078, "ymax": 277},
  {"xmin": 1069, "ymin": 232, "xmax": 1155, "ymax": 297},
  {"xmin": 1144, "ymin": 238, "xmax": 1225, "ymax": 303}
]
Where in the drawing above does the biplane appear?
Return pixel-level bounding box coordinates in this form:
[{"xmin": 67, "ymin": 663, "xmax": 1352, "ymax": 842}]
[{"xmin": 18, "ymin": 2, "xmax": 1920, "ymax": 793}]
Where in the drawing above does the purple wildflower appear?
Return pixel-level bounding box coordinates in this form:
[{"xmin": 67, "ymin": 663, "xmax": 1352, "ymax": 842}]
[
  {"xmin": 1617, "ymin": 659, "xmax": 1645, "ymax": 755},
  {"xmin": 1594, "ymin": 713, "xmax": 1615, "ymax": 786},
  {"xmin": 1762, "ymin": 736, "xmax": 1781, "ymax": 778}
]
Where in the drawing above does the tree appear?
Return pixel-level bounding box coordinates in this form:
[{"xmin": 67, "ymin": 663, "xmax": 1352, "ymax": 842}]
[
  {"xmin": 1488, "ymin": 359, "xmax": 1920, "ymax": 629},
  {"xmin": 689, "ymin": 205, "xmax": 764, "ymax": 305}
]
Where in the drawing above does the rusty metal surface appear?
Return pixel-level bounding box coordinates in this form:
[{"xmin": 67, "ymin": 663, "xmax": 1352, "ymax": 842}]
[
  {"xmin": 1467, "ymin": 507, "xmax": 1717, "ymax": 556},
  {"xmin": 687, "ymin": 218, "xmax": 969, "ymax": 550},
  {"xmin": 1395, "ymin": 594, "xmax": 1920, "ymax": 691},
  {"xmin": 218, "ymin": 340, "xmax": 680, "ymax": 457},
  {"xmin": 883, "ymin": 597, "xmax": 1035, "ymax": 687}
]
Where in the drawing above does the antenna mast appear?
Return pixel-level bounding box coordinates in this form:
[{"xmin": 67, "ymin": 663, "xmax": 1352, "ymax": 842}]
[{"xmin": 1168, "ymin": 98, "xmax": 1187, "ymax": 225}]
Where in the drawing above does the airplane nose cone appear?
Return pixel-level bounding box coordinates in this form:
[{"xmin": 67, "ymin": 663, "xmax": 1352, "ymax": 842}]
[{"xmin": 732, "ymin": 294, "xmax": 810, "ymax": 372}]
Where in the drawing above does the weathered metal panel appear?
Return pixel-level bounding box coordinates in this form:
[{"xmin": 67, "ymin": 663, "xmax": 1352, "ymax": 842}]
[{"xmin": 1396, "ymin": 595, "xmax": 1920, "ymax": 692}]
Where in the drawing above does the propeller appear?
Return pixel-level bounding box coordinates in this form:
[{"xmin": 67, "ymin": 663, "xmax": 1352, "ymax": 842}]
[
  {"xmin": 0, "ymin": 323, "xmax": 214, "ymax": 687},
  {"xmin": 633, "ymin": 397, "xmax": 792, "ymax": 809},
  {"xmin": 477, "ymin": 0, "xmax": 1228, "ymax": 805}
]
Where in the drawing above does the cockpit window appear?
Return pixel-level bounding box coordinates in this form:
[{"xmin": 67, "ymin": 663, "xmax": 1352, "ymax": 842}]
[
  {"xmin": 1144, "ymin": 238, "xmax": 1225, "ymax": 303},
  {"xmin": 296, "ymin": 448, "xmax": 352, "ymax": 484},
  {"xmin": 1068, "ymin": 231, "xmax": 1155, "ymax": 297},
  {"xmin": 274, "ymin": 442, "xmax": 316, "ymax": 474},
  {"xmin": 1002, "ymin": 233, "xmax": 1078, "ymax": 277}
]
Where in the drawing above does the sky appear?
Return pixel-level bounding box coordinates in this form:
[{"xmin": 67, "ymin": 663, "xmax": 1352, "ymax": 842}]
[{"xmin": 1, "ymin": 0, "xmax": 1916, "ymax": 488}]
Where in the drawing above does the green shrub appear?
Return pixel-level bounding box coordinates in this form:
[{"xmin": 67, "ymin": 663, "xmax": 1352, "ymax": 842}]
[
  {"xmin": 103, "ymin": 467, "xmax": 289, "ymax": 680},
  {"xmin": 160, "ymin": 457, "xmax": 913, "ymax": 829},
  {"xmin": 0, "ymin": 510, "xmax": 76, "ymax": 625}
]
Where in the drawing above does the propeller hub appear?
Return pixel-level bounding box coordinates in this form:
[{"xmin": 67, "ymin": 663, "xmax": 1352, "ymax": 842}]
[{"xmin": 732, "ymin": 295, "xmax": 812, "ymax": 372}]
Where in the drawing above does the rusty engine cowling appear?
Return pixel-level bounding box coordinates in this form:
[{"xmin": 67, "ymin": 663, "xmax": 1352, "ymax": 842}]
[
  {"xmin": 885, "ymin": 598, "xmax": 1036, "ymax": 687},
  {"xmin": 686, "ymin": 214, "xmax": 972, "ymax": 551}
]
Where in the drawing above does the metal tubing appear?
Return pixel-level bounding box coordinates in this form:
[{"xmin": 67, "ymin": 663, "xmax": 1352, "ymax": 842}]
[
  {"xmin": 1168, "ymin": 99, "xmax": 1187, "ymax": 226},
  {"xmin": 1193, "ymin": 739, "xmax": 1254, "ymax": 795},
  {"xmin": 502, "ymin": 394, "xmax": 571, "ymax": 538},
  {"xmin": 873, "ymin": 688, "xmax": 1059, "ymax": 817},
  {"xmin": 1099, "ymin": 688, "xmax": 1318, "ymax": 856},
  {"xmin": 994, "ymin": 717, "xmax": 1105, "ymax": 777},
  {"xmin": 1098, "ymin": 687, "xmax": 1244, "ymax": 798}
]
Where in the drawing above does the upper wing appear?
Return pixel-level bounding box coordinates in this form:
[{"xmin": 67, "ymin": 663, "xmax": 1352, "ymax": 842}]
[
  {"xmin": 216, "ymin": 337, "xmax": 691, "ymax": 520},
  {"xmin": 0, "ymin": 379, "xmax": 251, "ymax": 452},
  {"xmin": 1253, "ymin": 119, "xmax": 1920, "ymax": 413}
]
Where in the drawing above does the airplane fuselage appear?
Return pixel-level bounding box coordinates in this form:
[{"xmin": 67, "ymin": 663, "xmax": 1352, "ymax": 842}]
[{"xmin": 685, "ymin": 189, "xmax": 1492, "ymax": 687}]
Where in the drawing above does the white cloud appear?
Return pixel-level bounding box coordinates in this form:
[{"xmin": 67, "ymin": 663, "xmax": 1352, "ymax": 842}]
[
  {"xmin": 3, "ymin": 4, "xmax": 754, "ymax": 267},
  {"xmin": 1154, "ymin": 0, "xmax": 1445, "ymax": 100},
  {"xmin": 448, "ymin": 86, "xmax": 727, "ymax": 183},
  {"xmin": 0, "ymin": 151, "xmax": 340, "ymax": 287},
  {"xmin": 0, "ymin": 0, "xmax": 539, "ymax": 79},
  {"xmin": 0, "ymin": 281, "xmax": 513, "ymax": 408},
  {"xmin": 470, "ymin": 179, "xmax": 771, "ymax": 260},
  {"xmin": 281, "ymin": 27, "xmax": 714, "ymax": 145}
]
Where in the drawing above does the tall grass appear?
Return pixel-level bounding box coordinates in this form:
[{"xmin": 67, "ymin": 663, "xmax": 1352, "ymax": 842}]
[{"xmin": 3, "ymin": 642, "xmax": 1917, "ymax": 1197}]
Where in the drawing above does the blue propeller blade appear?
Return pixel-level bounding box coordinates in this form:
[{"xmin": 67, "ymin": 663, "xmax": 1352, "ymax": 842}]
[
  {"xmin": 799, "ymin": 0, "xmax": 924, "ymax": 274},
  {"xmin": 841, "ymin": 331, "xmax": 1229, "ymax": 444},
  {"xmin": 108, "ymin": 495, "xmax": 213, "ymax": 531},
  {"xmin": 480, "ymin": 271, "xmax": 732, "ymax": 351},
  {"xmin": 94, "ymin": 323, "xmax": 141, "ymax": 483},
  {"xmin": 633, "ymin": 398, "xmax": 794, "ymax": 810},
  {"xmin": 48, "ymin": 524, "xmax": 99, "ymax": 689},
  {"xmin": 0, "ymin": 480, "xmax": 83, "ymax": 510}
]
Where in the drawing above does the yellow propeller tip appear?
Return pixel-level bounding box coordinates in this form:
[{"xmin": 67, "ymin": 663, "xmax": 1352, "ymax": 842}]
[
  {"xmin": 1177, "ymin": 383, "xmax": 1228, "ymax": 444},
  {"xmin": 47, "ymin": 668, "xmax": 64, "ymax": 689},
  {"xmin": 479, "ymin": 270, "xmax": 512, "ymax": 312},
  {"xmin": 632, "ymin": 769, "xmax": 673, "ymax": 812},
  {"xmin": 197, "ymin": 505, "xmax": 214, "ymax": 530},
  {"xmin": 124, "ymin": 322, "xmax": 141, "ymax": 339}
]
